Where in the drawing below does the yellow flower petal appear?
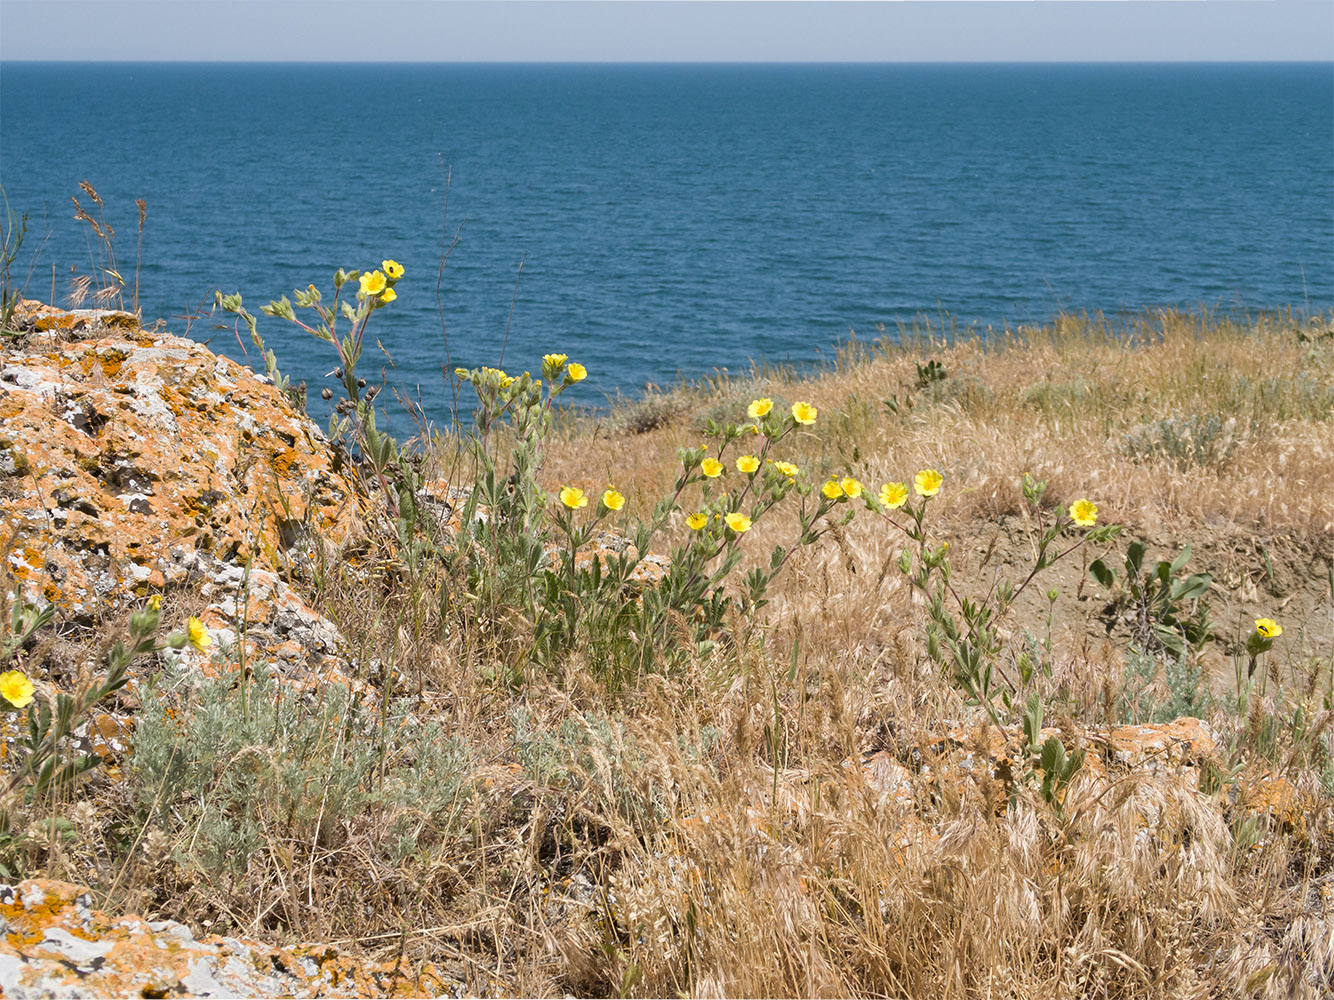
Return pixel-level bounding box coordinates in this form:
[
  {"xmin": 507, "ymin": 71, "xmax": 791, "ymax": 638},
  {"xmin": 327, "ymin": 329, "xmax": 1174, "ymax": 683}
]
[
  {"xmin": 724, "ymin": 512, "xmax": 752, "ymax": 533},
  {"xmin": 359, "ymin": 270, "xmax": 387, "ymax": 296},
  {"xmin": 747, "ymin": 397, "xmax": 774, "ymax": 420},
  {"xmin": 0, "ymin": 670, "xmax": 34, "ymax": 710},
  {"xmin": 879, "ymin": 482, "xmax": 908, "ymax": 509},
  {"xmin": 913, "ymin": 469, "xmax": 943, "ymax": 497},
  {"xmin": 1255, "ymin": 618, "xmax": 1282, "ymax": 639},
  {"xmin": 791, "ymin": 401, "xmax": 818, "ymax": 425},
  {"xmin": 602, "ymin": 488, "xmax": 625, "ymax": 511},
  {"xmin": 559, "ymin": 486, "xmax": 588, "ymax": 510},
  {"xmin": 1068, "ymin": 499, "xmax": 1098, "ymax": 527},
  {"xmin": 687, "ymin": 512, "xmax": 708, "ymax": 531},
  {"xmin": 382, "ymin": 259, "xmax": 404, "ymax": 280},
  {"xmin": 566, "ymin": 362, "xmax": 587, "ymax": 382},
  {"xmin": 736, "ymin": 455, "xmax": 760, "ymax": 474},
  {"xmin": 701, "ymin": 458, "xmax": 724, "ymax": 478},
  {"xmin": 186, "ymin": 616, "xmax": 212, "ymax": 651}
]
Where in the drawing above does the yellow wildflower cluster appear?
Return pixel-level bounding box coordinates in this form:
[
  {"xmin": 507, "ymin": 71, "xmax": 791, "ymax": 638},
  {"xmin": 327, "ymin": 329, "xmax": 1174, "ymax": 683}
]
[
  {"xmin": 542, "ymin": 353, "xmax": 587, "ymax": 384},
  {"xmin": 359, "ymin": 259, "xmax": 403, "ymax": 306}
]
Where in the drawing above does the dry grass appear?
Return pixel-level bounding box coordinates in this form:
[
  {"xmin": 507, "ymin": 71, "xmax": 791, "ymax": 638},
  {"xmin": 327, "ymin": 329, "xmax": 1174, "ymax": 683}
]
[{"xmin": 15, "ymin": 310, "xmax": 1334, "ymax": 998}]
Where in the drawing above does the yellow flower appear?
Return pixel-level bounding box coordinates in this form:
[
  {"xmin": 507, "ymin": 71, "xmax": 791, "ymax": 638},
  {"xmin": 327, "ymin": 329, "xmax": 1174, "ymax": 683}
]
[
  {"xmin": 736, "ymin": 455, "xmax": 760, "ymax": 474},
  {"xmin": 454, "ymin": 367, "xmax": 469, "ymax": 379},
  {"xmin": 687, "ymin": 512, "xmax": 708, "ymax": 531},
  {"xmin": 543, "ymin": 353, "xmax": 568, "ymax": 371},
  {"xmin": 1255, "ymin": 618, "xmax": 1282, "ymax": 639},
  {"xmin": 840, "ymin": 477, "xmax": 863, "ymax": 499},
  {"xmin": 879, "ymin": 482, "xmax": 908, "ymax": 509},
  {"xmin": 359, "ymin": 270, "xmax": 387, "ymax": 296},
  {"xmin": 914, "ymin": 469, "xmax": 944, "ymax": 497},
  {"xmin": 566, "ymin": 362, "xmax": 587, "ymax": 382},
  {"xmin": 791, "ymin": 401, "xmax": 818, "ymax": 425},
  {"xmin": 559, "ymin": 486, "xmax": 588, "ymax": 510},
  {"xmin": 748, "ymin": 397, "xmax": 774, "ymax": 420},
  {"xmin": 602, "ymin": 488, "xmax": 625, "ymax": 511},
  {"xmin": 701, "ymin": 458, "xmax": 724, "ymax": 478},
  {"xmin": 0, "ymin": 670, "xmax": 34, "ymax": 709},
  {"xmin": 499, "ymin": 372, "xmax": 514, "ymax": 388},
  {"xmin": 1068, "ymin": 499, "xmax": 1098, "ymax": 527},
  {"xmin": 147, "ymin": 594, "xmax": 162, "ymax": 611},
  {"xmin": 379, "ymin": 287, "xmax": 397, "ymax": 304},
  {"xmin": 821, "ymin": 479, "xmax": 844, "ymax": 500},
  {"xmin": 186, "ymin": 617, "xmax": 212, "ymax": 651},
  {"xmin": 772, "ymin": 461, "xmax": 799, "ymax": 478},
  {"xmin": 724, "ymin": 512, "xmax": 752, "ymax": 533},
  {"xmin": 382, "ymin": 259, "xmax": 404, "ymax": 280}
]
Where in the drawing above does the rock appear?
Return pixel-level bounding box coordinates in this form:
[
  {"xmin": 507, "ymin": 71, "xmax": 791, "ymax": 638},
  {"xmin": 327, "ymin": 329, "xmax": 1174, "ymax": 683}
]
[
  {"xmin": 0, "ymin": 302, "xmax": 367, "ymax": 675},
  {"xmin": 860, "ymin": 715, "xmax": 1312, "ymax": 842},
  {"xmin": 0, "ymin": 879, "xmax": 456, "ymax": 998}
]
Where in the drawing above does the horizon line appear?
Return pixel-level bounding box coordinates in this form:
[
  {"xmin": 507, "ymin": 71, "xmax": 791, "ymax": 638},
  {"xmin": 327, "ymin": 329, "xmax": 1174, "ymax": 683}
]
[{"xmin": 5, "ymin": 57, "xmax": 1332, "ymax": 65}]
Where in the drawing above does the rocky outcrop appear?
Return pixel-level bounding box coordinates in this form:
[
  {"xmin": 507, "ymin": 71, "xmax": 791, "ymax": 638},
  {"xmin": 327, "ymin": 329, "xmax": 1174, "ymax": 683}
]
[
  {"xmin": 1, "ymin": 301, "xmax": 365, "ymax": 675},
  {"xmin": 0, "ymin": 879, "xmax": 454, "ymax": 998}
]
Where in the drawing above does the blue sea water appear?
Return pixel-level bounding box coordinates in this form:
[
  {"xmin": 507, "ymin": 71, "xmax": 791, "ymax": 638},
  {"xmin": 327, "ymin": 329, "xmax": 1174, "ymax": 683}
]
[{"xmin": 1, "ymin": 62, "xmax": 1331, "ymax": 418}]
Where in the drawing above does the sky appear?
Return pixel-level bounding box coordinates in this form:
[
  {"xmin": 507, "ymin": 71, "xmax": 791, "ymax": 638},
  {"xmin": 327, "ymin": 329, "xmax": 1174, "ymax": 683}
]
[{"xmin": 1, "ymin": 0, "xmax": 1331, "ymax": 62}]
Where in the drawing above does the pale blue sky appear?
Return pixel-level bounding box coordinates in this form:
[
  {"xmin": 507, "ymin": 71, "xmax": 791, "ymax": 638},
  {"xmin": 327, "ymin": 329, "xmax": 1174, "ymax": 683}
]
[{"xmin": 1, "ymin": 0, "xmax": 1331, "ymax": 62}]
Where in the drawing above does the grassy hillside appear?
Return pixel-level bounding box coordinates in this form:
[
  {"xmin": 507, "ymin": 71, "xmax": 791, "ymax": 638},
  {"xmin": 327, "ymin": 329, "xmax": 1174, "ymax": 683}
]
[{"xmin": 7, "ymin": 305, "xmax": 1334, "ymax": 998}]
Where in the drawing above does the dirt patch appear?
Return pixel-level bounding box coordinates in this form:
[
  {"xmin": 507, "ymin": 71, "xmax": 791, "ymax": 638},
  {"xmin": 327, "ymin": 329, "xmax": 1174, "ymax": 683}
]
[{"xmin": 944, "ymin": 513, "xmax": 1333, "ymax": 688}]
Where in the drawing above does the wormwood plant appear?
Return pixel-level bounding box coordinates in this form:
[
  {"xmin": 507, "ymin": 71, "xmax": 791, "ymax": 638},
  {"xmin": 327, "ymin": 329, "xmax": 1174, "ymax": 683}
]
[{"xmin": 131, "ymin": 666, "xmax": 473, "ymax": 878}]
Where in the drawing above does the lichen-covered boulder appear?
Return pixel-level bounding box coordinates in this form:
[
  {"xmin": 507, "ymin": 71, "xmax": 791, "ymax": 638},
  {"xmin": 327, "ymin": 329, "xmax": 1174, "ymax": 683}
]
[{"xmin": 1, "ymin": 302, "xmax": 366, "ymax": 672}]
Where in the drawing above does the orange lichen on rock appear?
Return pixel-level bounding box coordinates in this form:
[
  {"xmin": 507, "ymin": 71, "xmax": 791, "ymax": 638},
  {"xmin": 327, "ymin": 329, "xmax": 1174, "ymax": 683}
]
[
  {"xmin": 0, "ymin": 879, "xmax": 455, "ymax": 997},
  {"xmin": 0, "ymin": 310, "xmax": 365, "ymax": 623}
]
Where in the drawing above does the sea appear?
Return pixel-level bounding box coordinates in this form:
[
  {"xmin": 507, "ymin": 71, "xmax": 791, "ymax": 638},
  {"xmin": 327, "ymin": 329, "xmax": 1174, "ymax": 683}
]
[{"xmin": 2, "ymin": 62, "xmax": 1331, "ymax": 419}]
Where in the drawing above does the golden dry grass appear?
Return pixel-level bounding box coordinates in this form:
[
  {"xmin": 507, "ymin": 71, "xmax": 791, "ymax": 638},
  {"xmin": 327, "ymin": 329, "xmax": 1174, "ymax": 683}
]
[{"xmin": 18, "ymin": 310, "xmax": 1334, "ymax": 998}]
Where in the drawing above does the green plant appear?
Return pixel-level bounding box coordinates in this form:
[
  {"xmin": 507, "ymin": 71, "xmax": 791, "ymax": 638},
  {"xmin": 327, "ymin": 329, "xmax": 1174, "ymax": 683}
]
[
  {"xmin": 883, "ymin": 473, "xmax": 1119, "ymax": 726},
  {"xmin": 0, "ymin": 593, "xmax": 161, "ymax": 877},
  {"xmin": 914, "ymin": 358, "xmax": 947, "ymax": 389},
  {"xmin": 1121, "ymin": 414, "xmax": 1241, "ymax": 469},
  {"xmin": 1, "ymin": 191, "xmax": 30, "ymax": 335},
  {"xmin": 131, "ymin": 665, "xmax": 473, "ymax": 876},
  {"xmin": 453, "ymin": 371, "xmax": 846, "ymax": 689},
  {"xmin": 1090, "ymin": 541, "xmax": 1212, "ymax": 658},
  {"xmin": 1118, "ymin": 646, "xmax": 1209, "ymax": 724}
]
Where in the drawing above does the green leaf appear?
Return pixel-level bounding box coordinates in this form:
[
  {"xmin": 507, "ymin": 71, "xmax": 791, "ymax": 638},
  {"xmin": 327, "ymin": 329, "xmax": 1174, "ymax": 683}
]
[
  {"xmin": 1126, "ymin": 541, "xmax": 1146, "ymax": 575},
  {"xmin": 1170, "ymin": 544, "xmax": 1193, "ymax": 577},
  {"xmin": 1089, "ymin": 559, "xmax": 1115, "ymax": 589}
]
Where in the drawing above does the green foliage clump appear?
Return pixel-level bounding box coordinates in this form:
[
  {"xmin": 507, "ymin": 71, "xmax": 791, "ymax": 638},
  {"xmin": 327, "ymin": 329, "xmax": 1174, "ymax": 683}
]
[{"xmin": 131, "ymin": 666, "xmax": 472, "ymax": 874}]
